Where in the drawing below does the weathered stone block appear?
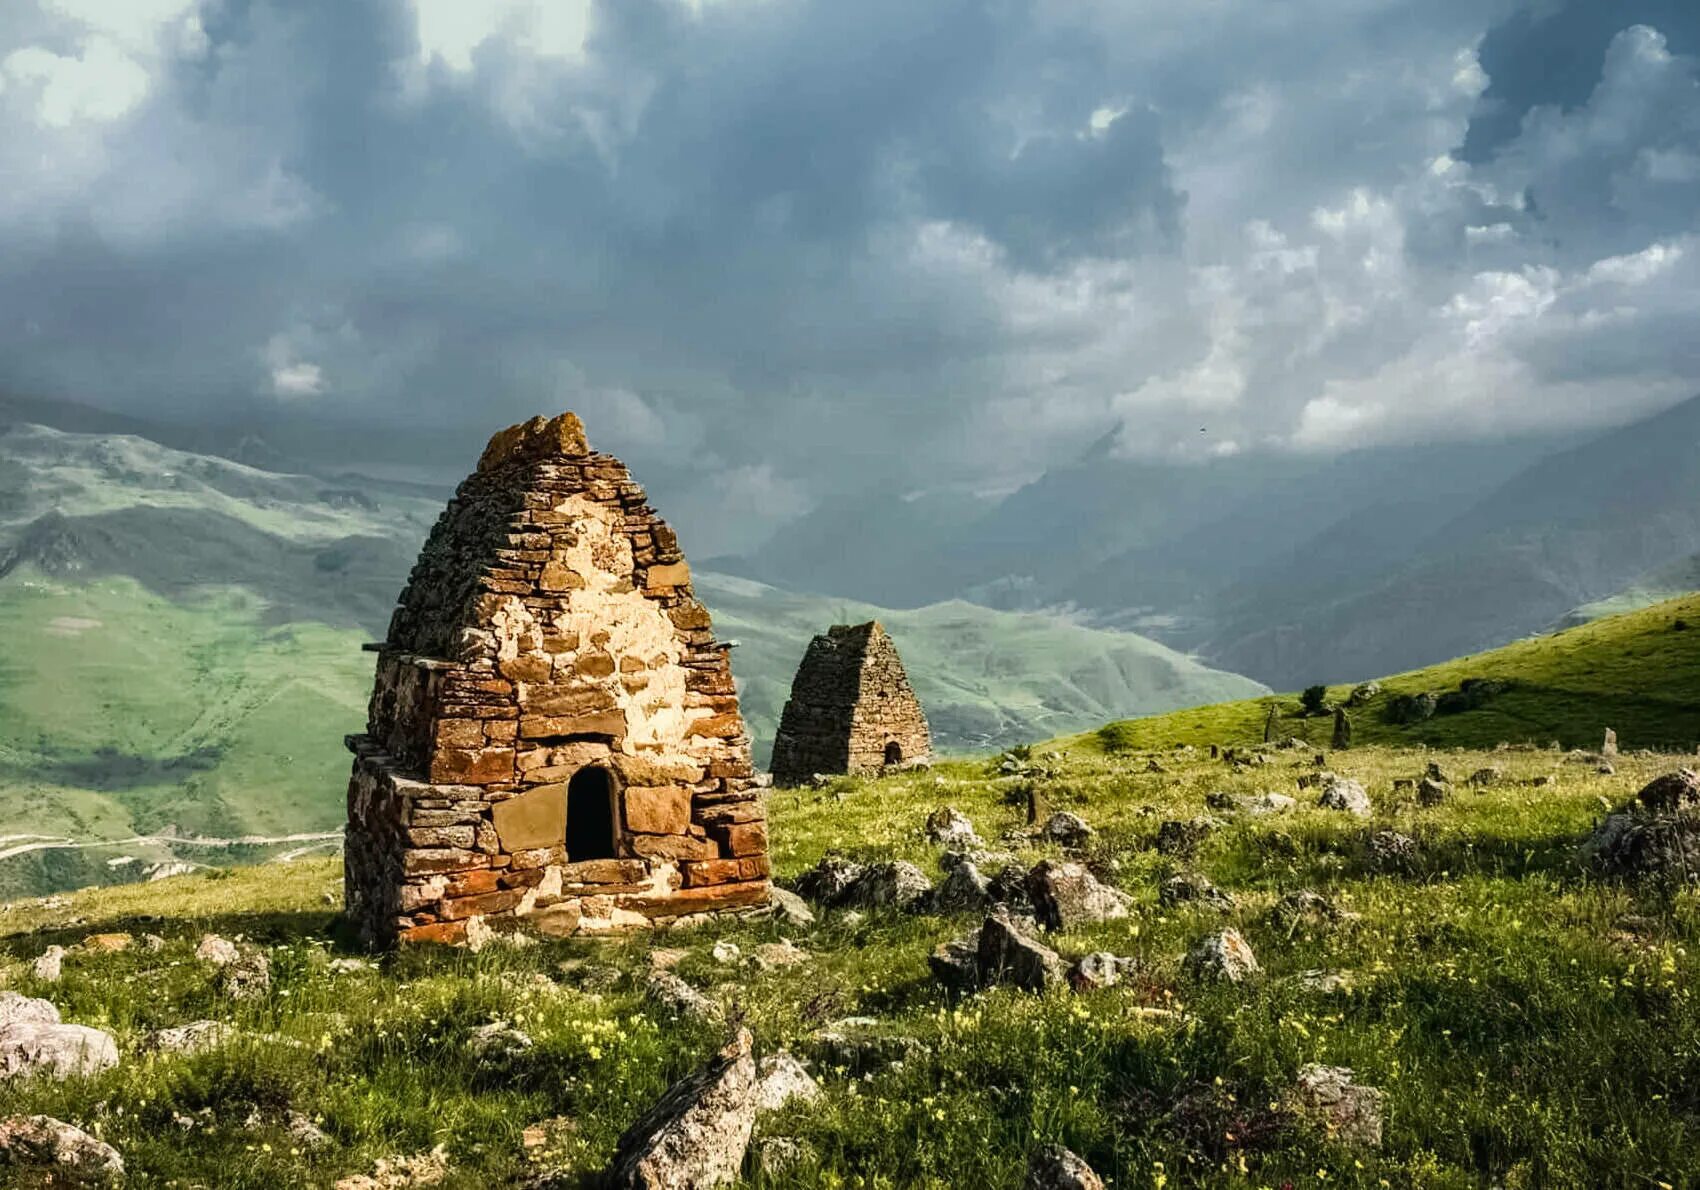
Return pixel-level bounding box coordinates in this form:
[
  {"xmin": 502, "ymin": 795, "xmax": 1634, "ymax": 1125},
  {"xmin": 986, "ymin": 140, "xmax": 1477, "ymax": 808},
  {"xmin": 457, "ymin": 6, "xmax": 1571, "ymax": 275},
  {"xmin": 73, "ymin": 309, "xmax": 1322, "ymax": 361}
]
[
  {"xmin": 491, "ymin": 782, "xmax": 567, "ymax": 851},
  {"xmin": 429, "ymin": 747, "xmax": 515, "ymax": 785},
  {"xmin": 625, "ymin": 786, "xmax": 693, "ymax": 835},
  {"xmin": 440, "ymin": 889, "xmax": 524, "ymax": 920}
]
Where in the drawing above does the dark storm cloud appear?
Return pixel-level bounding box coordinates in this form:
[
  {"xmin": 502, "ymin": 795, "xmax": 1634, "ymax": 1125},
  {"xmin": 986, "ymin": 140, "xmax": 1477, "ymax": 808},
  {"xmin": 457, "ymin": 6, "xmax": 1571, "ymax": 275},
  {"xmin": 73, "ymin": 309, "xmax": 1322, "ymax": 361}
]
[{"xmin": 2, "ymin": 0, "xmax": 1699, "ymax": 551}]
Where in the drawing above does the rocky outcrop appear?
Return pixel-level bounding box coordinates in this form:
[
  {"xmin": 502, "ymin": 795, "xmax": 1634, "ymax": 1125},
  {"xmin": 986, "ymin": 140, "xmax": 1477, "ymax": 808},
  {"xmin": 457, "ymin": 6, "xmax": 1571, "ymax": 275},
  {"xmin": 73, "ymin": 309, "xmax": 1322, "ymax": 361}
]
[{"xmin": 604, "ymin": 1029, "xmax": 759, "ymax": 1190}]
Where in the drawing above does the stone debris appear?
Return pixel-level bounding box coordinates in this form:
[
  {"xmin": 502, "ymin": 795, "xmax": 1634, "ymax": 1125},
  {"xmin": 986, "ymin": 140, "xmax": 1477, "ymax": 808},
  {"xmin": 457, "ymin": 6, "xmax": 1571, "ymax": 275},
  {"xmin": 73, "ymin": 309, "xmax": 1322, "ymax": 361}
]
[
  {"xmin": 794, "ymin": 856, "xmax": 868, "ymax": 907},
  {"xmin": 80, "ymin": 933, "xmax": 131, "ymax": 954},
  {"xmin": 0, "ymin": 1115, "xmax": 124, "ymax": 1183},
  {"xmin": 605, "ymin": 1029, "xmax": 758, "ymax": 1190},
  {"xmin": 1026, "ymin": 860, "xmax": 1131, "ymax": 931},
  {"xmin": 750, "ymin": 1136, "xmax": 817, "ymax": 1178},
  {"xmin": 1317, "ymin": 777, "xmax": 1372, "ymax": 817},
  {"xmin": 1602, "ymin": 728, "xmax": 1618, "ymax": 758},
  {"xmin": 217, "ymin": 949, "xmax": 272, "ymax": 1000},
  {"xmin": 1067, "ymin": 952, "xmax": 1139, "ymax": 992},
  {"xmin": 32, "ymin": 946, "xmax": 65, "ymax": 983},
  {"xmin": 334, "ymin": 1146, "xmax": 451, "ymax": 1189},
  {"xmin": 1155, "ymin": 816, "xmax": 1223, "ymax": 857},
  {"xmin": 755, "ymin": 1052, "xmax": 821, "ymax": 1114},
  {"xmin": 1041, "ymin": 811, "xmax": 1094, "ymax": 847},
  {"xmin": 144, "ymin": 1020, "xmax": 237, "ymax": 1055},
  {"xmin": 929, "ymin": 929, "xmax": 985, "ymax": 995},
  {"xmin": 1235, "ymin": 792, "xmax": 1296, "ymax": 816},
  {"xmin": 343, "ymin": 412, "xmax": 769, "ymax": 949},
  {"xmin": 767, "ymin": 886, "xmax": 815, "ymax": 927},
  {"xmin": 924, "ymin": 806, "xmax": 984, "ymax": 850},
  {"xmin": 1272, "ymin": 889, "xmax": 1341, "ymax": 928},
  {"xmin": 1416, "ymin": 777, "xmax": 1449, "ymax": 806},
  {"xmin": 1468, "ymin": 766, "xmax": 1503, "ymax": 787},
  {"xmin": 752, "ymin": 940, "xmax": 810, "ymax": 970},
  {"xmin": 195, "ymin": 934, "xmax": 240, "ymax": 966},
  {"xmin": 1637, "ymin": 770, "xmax": 1700, "ymax": 812},
  {"xmin": 1026, "ymin": 1145, "xmax": 1105, "ymax": 1190},
  {"xmin": 468, "ymin": 1021, "xmax": 534, "ymax": 1062},
  {"xmin": 328, "ymin": 957, "xmax": 376, "ymax": 975},
  {"xmin": 0, "ymin": 993, "xmax": 59, "ymax": 1030},
  {"xmin": 1184, "ymin": 929, "xmax": 1260, "ymax": 984},
  {"xmin": 1583, "ymin": 809, "xmax": 1700, "ymax": 882},
  {"xmin": 1159, "ymin": 872, "xmax": 1237, "ymax": 911},
  {"xmin": 770, "ymin": 621, "xmax": 932, "ymax": 785},
  {"xmin": 710, "ymin": 940, "xmax": 741, "ymax": 965},
  {"xmin": 1291, "ymin": 1064, "xmax": 1384, "ymax": 1149},
  {"xmin": 934, "ymin": 858, "xmax": 995, "ymax": 913},
  {"xmin": 1364, "ymin": 830, "xmax": 1419, "ymax": 874},
  {"xmin": 847, "ymin": 861, "xmax": 934, "ymax": 912},
  {"xmin": 0, "ymin": 1018, "xmax": 119, "ymax": 1081},
  {"xmin": 976, "ymin": 909, "xmax": 1067, "ymax": 993},
  {"xmin": 806, "ymin": 1018, "xmax": 923, "ymax": 1074},
  {"xmin": 1297, "ymin": 969, "xmax": 1353, "ymax": 994}
]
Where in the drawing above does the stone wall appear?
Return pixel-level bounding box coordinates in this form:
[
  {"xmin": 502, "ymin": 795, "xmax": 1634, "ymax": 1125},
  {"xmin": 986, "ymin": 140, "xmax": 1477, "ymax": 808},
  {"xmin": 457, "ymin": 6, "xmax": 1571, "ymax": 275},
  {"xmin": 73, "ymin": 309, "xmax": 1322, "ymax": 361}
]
[
  {"xmin": 343, "ymin": 413, "xmax": 769, "ymax": 947},
  {"xmin": 769, "ymin": 622, "xmax": 931, "ymax": 786}
]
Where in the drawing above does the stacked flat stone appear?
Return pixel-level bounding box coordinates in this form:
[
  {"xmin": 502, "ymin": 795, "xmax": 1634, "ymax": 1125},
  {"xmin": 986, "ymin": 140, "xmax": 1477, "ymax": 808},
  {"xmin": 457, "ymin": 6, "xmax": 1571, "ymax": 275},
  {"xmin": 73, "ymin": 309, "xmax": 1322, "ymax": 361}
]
[
  {"xmin": 769, "ymin": 621, "xmax": 931, "ymax": 787},
  {"xmin": 343, "ymin": 412, "xmax": 769, "ymax": 947}
]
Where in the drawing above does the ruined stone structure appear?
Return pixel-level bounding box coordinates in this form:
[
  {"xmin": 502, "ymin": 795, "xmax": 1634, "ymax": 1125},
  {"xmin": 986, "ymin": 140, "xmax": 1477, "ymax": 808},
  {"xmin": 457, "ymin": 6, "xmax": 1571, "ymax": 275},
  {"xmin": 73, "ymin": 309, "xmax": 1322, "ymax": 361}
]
[
  {"xmin": 769, "ymin": 621, "xmax": 931, "ymax": 786},
  {"xmin": 343, "ymin": 413, "xmax": 769, "ymax": 947}
]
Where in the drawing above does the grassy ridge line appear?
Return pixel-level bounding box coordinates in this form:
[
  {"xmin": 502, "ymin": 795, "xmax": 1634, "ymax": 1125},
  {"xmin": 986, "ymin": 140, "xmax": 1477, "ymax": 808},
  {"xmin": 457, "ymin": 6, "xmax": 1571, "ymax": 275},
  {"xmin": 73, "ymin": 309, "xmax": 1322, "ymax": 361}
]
[{"xmin": 1061, "ymin": 591, "xmax": 1700, "ymax": 755}]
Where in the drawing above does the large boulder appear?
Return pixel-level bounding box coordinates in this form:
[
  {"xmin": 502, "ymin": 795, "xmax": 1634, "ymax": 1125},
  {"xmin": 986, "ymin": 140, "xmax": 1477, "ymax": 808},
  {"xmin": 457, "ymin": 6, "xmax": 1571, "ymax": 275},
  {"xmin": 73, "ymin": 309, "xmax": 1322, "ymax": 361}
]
[
  {"xmin": 604, "ymin": 1029, "xmax": 758, "ymax": 1190},
  {"xmin": 0, "ymin": 1115, "xmax": 124, "ymax": 1183},
  {"xmin": 1026, "ymin": 861, "xmax": 1130, "ymax": 931},
  {"xmin": 1583, "ymin": 810, "xmax": 1700, "ymax": 881},
  {"xmin": 0, "ymin": 993, "xmax": 59, "ymax": 1030},
  {"xmin": 976, "ymin": 910, "xmax": 1066, "ymax": 993},
  {"xmin": 848, "ymin": 862, "xmax": 934, "ymax": 912},
  {"xmin": 1183, "ymin": 929, "xmax": 1260, "ymax": 984},
  {"xmin": 1026, "ymin": 1145, "xmax": 1104, "ymax": 1190},
  {"xmin": 1291, "ymin": 1064, "xmax": 1383, "ymax": 1149},
  {"xmin": 1638, "ymin": 770, "xmax": 1700, "ymax": 812},
  {"xmin": 0, "ymin": 1022, "xmax": 119, "ymax": 1081},
  {"xmin": 925, "ymin": 807, "xmax": 984, "ymax": 850},
  {"xmin": 1317, "ymin": 777, "xmax": 1371, "ymax": 817}
]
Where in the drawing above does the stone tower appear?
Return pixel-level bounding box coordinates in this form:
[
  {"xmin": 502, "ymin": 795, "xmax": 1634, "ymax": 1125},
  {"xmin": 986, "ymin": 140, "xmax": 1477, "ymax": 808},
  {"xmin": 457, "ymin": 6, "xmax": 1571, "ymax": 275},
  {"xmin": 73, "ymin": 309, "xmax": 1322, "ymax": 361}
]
[
  {"xmin": 769, "ymin": 621, "xmax": 931, "ymax": 787},
  {"xmin": 343, "ymin": 412, "xmax": 769, "ymax": 947}
]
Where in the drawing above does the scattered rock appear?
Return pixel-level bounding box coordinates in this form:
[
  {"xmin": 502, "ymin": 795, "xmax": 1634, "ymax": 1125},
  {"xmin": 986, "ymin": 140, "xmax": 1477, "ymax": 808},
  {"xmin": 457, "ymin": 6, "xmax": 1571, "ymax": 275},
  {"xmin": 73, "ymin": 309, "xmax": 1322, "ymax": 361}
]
[
  {"xmin": 755, "ymin": 1052, "xmax": 820, "ymax": 1114},
  {"xmin": 1346, "ymin": 682, "xmax": 1381, "ymax": 707},
  {"xmin": 328, "ymin": 957, "xmax": 375, "ymax": 975},
  {"xmin": 1271, "ymin": 890, "xmax": 1340, "ymax": 928},
  {"xmin": 0, "ymin": 1115, "xmax": 124, "ymax": 1183},
  {"xmin": 934, "ymin": 860, "xmax": 995, "ymax": 913},
  {"xmin": 1297, "ymin": 969, "xmax": 1353, "ymax": 994},
  {"xmin": 0, "ymin": 993, "xmax": 59, "ymax": 1030},
  {"xmin": 144, "ymin": 1020, "xmax": 236, "ymax": 1055},
  {"xmin": 1026, "ymin": 1145, "xmax": 1105, "ymax": 1190},
  {"xmin": 794, "ymin": 856, "xmax": 867, "ymax": 906},
  {"xmin": 0, "ymin": 1021, "xmax": 119, "ymax": 1081},
  {"xmin": 283, "ymin": 1110, "xmax": 331, "ymax": 1150},
  {"xmin": 645, "ymin": 970, "xmax": 723, "ymax": 1024},
  {"xmin": 1602, "ymin": 728, "xmax": 1618, "ymax": 758},
  {"xmin": 753, "ymin": 940, "xmax": 810, "ymax": 970},
  {"xmin": 1184, "ymin": 929, "xmax": 1260, "ymax": 984},
  {"xmin": 807, "ymin": 1018, "xmax": 923, "ymax": 1073},
  {"xmin": 1416, "ymin": 777, "xmax": 1449, "ymax": 807},
  {"xmin": 1426, "ymin": 762, "xmax": 1448, "ymax": 783},
  {"xmin": 1156, "ymin": 816, "xmax": 1223, "ymax": 857},
  {"xmin": 141, "ymin": 934, "xmax": 166, "ymax": 952},
  {"xmin": 1332, "ymin": 707, "xmax": 1353, "ymax": 751},
  {"xmin": 604, "ymin": 1028, "xmax": 758, "ymax": 1190},
  {"xmin": 1158, "ymin": 873, "xmax": 1237, "ymax": 911},
  {"xmin": 334, "ymin": 1146, "xmax": 451, "ymax": 1189},
  {"xmin": 1291, "ymin": 1064, "xmax": 1384, "ymax": 1149},
  {"xmin": 977, "ymin": 910, "xmax": 1067, "ymax": 993},
  {"xmin": 768, "ymin": 886, "xmax": 815, "ymax": 927},
  {"xmin": 1317, "ymin": 777, "xmax": 1372, "ymax": 817},
  {"xmin": 1638, "ymin": 770, "xmax": 1700, "ymax": 812},
  {"xmin": 1364, "ymin": 830, "xmax": 1419, "ymax": 874},
  {"xmin": 217, "ymin": 950, "xmax": 271, "ymax": 1001},
  {"xmin": 1041, "ymin": 812, "xmax": 1094, "ymax": 847},
  {"xmin": 848, "ymin": 861, "xmax": 934, "ymax": 912},
  {"xmin": 1583, "ymin": 810, "xmax": 1700, "ymax": 882},
  {"xmin": 1236, "ymin": 792, "xmax": 1296, "ymax": 816},
  {"xmin": 711, "ymin": 941, "xmax": 741, "ymax": 965},
  {"xmin": 749, "ymin": 1136, "xmax": 817, "ymax": 1178},
  {"xmin": 468, "ymin": 1021, "xmax": 534, "ymax": 1062},
  {"xmin": 195, "ymin": 934, "xmax": 240, "ymax": 967},
  {"xmin": 1026, "ymin": 860, "xmax": 1130, "ymax": 931},
  {"xmin": 80, "ymin": 933, "xmax": 131, "ymax": 954},
  {"xmin": 1068, "ymin": 952, "xmax": 1139, "ymax": 991},
  {"xmin": 1598, "ymin": 762, "xmax": 1617, "ymax": 776},
  {"xmin": 928, "ymin": 929, "xmax": 984, "ymax": 995},
  {"xmin": 32, "ymin": 946, "xmax": 65, "ymax": 983},
  {"xmin": 925, "ymin": 807, "xmax": 984, "ymax": 850},
  {"xmin": 1468, "ymin": 766, "xmax": 1503, "ymax": 788}
]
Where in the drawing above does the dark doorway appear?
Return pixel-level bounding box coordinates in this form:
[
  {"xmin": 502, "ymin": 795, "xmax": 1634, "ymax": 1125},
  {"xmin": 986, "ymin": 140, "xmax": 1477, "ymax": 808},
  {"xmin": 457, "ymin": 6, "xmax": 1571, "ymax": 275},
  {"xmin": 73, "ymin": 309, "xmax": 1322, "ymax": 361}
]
[
  {"xmin": 884, "ymin": 741, "xmax": 903, "ymax": 766},
  {"xmin": 566, "ymin": 766, "xmax": 617, "ymax": 861}
]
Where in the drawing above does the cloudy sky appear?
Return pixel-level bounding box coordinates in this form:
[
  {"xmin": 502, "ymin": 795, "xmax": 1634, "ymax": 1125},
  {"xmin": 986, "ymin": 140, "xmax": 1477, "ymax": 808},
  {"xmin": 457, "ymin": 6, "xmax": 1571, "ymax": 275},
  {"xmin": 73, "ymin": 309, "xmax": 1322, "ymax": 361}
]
[{"xmin": 1, "ymin": 0, "xmax": 1698, "ymax": 552}]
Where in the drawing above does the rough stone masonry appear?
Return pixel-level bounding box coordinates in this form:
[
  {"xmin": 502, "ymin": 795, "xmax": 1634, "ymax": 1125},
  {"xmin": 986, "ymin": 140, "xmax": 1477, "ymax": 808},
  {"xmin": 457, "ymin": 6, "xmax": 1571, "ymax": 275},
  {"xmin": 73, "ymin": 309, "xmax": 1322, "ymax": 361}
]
[
  {"xmin": 769, "ymin": 621, "xmax": 931, "ymax": 786},
  {"xmin": 343, "ymin": 413, "xmax": 770, "ymax": 947}
]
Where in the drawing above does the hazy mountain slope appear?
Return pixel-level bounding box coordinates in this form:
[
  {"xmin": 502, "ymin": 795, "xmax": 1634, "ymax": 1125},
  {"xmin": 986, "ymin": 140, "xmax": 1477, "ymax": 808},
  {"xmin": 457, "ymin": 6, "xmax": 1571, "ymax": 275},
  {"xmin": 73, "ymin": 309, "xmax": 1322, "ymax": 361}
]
[
  {"xmin": 1066, "ymin": 592, "xmax": 1700, "ymax": 755},
  {"xmin": 1203, "ymin": 395, "xmax": 1700, "ymax": 688},
  {"xmin": 1560, "ymin": 551, "xmax": 1700, "ymax": 626},
  {"xmin": 697, "ymin": 572, "xmax": 1265, "ymax": 761}
]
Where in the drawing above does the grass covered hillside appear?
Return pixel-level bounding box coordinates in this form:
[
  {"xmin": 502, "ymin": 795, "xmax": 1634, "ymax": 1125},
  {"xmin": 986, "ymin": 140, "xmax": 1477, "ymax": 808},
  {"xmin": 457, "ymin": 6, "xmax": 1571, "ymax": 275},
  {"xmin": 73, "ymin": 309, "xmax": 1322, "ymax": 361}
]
[
  {"xmin": 1070, "ymin": 592, "xmax": 1700, "ymax": 756},
  {"xmin": 3, "ymin": 743, "xmax": 1699, "ymax": 1185}
]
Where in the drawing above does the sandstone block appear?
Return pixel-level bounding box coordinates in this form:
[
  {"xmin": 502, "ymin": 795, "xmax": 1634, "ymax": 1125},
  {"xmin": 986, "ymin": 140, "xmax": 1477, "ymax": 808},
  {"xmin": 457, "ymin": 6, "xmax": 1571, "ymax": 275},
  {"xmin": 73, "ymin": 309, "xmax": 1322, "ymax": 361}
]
[
  {"xmin": 492, "ymin": 782, "xmax": 568, "ymax": 851},
  {"xmin": 625, "ymin": 786, "xmax": 693, "ymax": 835}
]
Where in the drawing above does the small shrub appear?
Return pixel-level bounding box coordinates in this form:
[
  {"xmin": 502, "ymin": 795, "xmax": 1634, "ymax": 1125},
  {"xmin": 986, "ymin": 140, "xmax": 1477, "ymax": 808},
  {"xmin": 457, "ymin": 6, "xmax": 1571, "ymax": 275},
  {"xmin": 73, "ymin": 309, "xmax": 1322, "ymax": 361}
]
[{"xmin": 1300, "ymin": 685, "xmax": 1329, "ymax": 716}]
